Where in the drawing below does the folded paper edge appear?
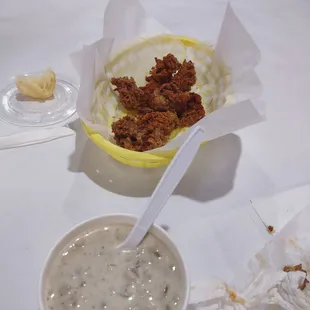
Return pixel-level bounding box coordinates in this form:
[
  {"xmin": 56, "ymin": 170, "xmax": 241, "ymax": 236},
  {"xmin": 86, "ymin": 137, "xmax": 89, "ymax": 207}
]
[{"xmin": 215, "ymin": 4, "xmax": 261, "ymax": 74}]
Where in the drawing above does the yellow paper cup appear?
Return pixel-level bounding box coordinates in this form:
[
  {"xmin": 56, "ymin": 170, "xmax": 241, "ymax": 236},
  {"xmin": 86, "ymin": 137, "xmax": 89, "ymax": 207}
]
[{"xmin": 83, "ymin": 35, "xmax": 218, "ymax": 168}]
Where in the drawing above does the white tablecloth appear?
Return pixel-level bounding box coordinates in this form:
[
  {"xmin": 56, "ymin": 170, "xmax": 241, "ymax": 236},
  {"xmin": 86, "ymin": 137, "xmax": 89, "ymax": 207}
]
[{"xmin": 0, "ymin": 0, "xmax": 310, "ymax": 309}]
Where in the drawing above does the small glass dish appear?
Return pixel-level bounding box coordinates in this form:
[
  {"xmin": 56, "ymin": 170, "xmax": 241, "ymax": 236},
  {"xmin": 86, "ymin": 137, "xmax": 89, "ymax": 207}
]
[{"xmin": 0, "ymin": 72, "xmax": 78, "ymax": 127}]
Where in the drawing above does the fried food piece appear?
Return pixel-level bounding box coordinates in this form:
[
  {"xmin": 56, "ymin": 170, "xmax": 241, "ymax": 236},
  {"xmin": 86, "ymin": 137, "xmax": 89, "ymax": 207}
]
[
  {"xmin": 111, "ymin": 54, "xmax": 205, "ymax": 151},
  {"xmin": 138, "ymin": 80, "xmax": 160, "ymax": 113},
  {"xmin": 141, "ymin": 82, "xmax": 204, "ymax": 121},
  {"xmin": 172, "ymin": 60, "xmax": 196, "ymax": 91},
  {"xmin": 111, "ymin": 115, "xmax": 138, "ymax": 138},
  {"xmin": 139, "ymin": 111, "xmax": 179, "ymax": 151},
  {"xmin": 162, "ymin": 53, "xmax": 182, "ymax": 72},
  {"xmin": 112, "ymin": 111, "xmax": 179, "ymax": 151},
  {"xmin": 267, "ymin": 225, "xmax": 275, "ymax": 234},
  {"xmin": 146, "ymin": 53, "xmax": 181, "ymax": 84},
  {"xmin": 299, "ymin": 278, "xmax": 309, "ymax": 291},
  {"xmin": 283, "ymin": 264, "xmax": 303, "ymax": 272},
  {"xmin": 140, "ymin": 111, "xmax": 179, "ymax": 137},
  {"xmin": 140, "ymin": 83, "xmax": 174, "ymax": 113},
  {"xmin": 283, "ymin": 263, "xmax": 309, "ymax": 291},
  {"xmin": 187, "ymin": 92, "xmax": 202, "ymax": 106},
  {"xmin": 157, "ymin": 83, "xmax": 190, "ymax": 115},
  {"xmin": 148, "ymin": 89, "xmax": 170, "ymax": 112},
  {"xmin": 111, "ymin": 115, "xmax": 141, "ymax": 151},
  {"xmin": 113, "ymin": 56, "xmax": 197, "ymax": 114},
  {"xmin": 140, "ymin": 80, "xmax": 159, "ymax": 97},
  {"xmin": 111, "ymin": 77, "xmax": 144, "ymax": 111},
  {"xmin": 180, "ymin": 93, "xmax": 205, "ymax": 127},
  {"xmin": 146, "ymin": 83, "xmax": 192, "ymax": 116},
  {"xmin": 180, "ymin": 104, "xmax": 205, "ymax": 127}
]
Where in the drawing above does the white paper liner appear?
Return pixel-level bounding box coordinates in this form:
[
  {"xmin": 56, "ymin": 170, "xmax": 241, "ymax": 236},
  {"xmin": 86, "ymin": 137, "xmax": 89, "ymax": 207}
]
[
  {"xmin": 190, "ymin": 204, "xmax": 310, "ymax": 310},
  {"xmin": 71, "ymin": 0, "xmax": 264, "ymax": 152}
]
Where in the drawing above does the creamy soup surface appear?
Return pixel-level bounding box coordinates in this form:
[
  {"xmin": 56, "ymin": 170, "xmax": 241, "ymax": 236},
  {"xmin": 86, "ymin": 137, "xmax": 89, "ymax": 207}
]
[{"xmin": 45, "ymin": 224, "xmax": 184, "ymax": 310}]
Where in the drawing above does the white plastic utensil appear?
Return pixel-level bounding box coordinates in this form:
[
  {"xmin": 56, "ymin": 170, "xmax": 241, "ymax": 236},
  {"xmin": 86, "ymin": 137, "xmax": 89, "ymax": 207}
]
[{"xmin": 118, "ymin": 125, "xmax": 205, "ymax": 250}]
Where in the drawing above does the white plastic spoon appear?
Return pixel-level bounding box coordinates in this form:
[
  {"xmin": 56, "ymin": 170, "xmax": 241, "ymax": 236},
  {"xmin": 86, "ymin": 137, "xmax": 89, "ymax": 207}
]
[{"xmin": 118, "ymin": 125, "xmax": 205, "ymax": 250}]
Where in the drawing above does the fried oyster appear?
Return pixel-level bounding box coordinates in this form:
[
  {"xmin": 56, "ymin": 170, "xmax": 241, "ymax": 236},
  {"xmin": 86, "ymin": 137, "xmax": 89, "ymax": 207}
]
[
  {"xmin": 112, "ymin": 111, "xmax": 179, "ymax": 151},
  {"xmin": 111, "ymin": 53, "xmax": 205, "ymax": 151}
]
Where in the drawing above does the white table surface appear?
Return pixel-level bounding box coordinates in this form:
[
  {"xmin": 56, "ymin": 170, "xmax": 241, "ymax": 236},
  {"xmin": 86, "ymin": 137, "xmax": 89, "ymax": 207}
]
[{"xmin": 0, "ymin": 0, "xmax": 310, "ymax": 309}]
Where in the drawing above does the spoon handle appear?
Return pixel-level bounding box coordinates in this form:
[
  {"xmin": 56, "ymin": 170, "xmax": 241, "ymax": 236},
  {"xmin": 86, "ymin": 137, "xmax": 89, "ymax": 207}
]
[{"xmin": 124, "ymin": 126, "xmax": 205, "ymax": 249}]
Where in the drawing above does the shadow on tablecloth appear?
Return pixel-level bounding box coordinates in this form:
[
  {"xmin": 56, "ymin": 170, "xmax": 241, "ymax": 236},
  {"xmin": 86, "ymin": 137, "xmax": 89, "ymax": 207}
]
[{"xmin": 68, "ymin": 120, "xmax": 241, "ymax": 201}]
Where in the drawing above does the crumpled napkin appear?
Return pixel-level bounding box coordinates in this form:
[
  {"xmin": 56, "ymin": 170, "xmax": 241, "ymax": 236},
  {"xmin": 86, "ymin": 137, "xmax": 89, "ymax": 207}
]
[{"xmin": 190, "ymin": 204, "xmax": 310, "ymax": 310}]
